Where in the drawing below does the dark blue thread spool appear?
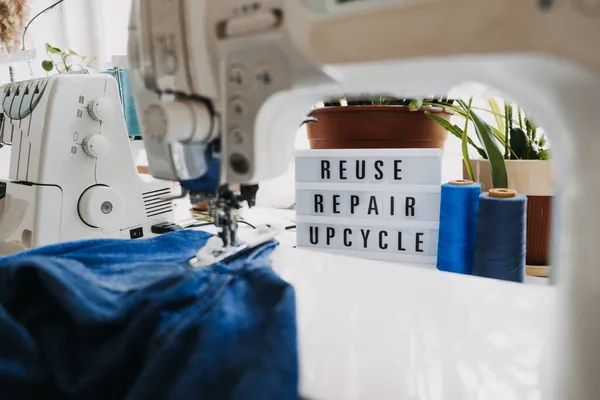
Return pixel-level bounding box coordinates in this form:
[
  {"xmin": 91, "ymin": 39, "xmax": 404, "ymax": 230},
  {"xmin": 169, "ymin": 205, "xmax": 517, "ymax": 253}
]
[
  {"xmin": 437, "ymin": 179, "xmax": 481, "ymax": 275},
  {"xmin": 474, "ymin": 189, "xmax": 527, "ymax": 283}
]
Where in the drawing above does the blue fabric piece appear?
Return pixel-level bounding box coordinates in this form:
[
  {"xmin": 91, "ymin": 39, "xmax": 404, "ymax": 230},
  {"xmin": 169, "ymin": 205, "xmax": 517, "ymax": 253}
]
[{"xmin": 0, "ymin": 230, "xmax": 298, "ymax": 400}]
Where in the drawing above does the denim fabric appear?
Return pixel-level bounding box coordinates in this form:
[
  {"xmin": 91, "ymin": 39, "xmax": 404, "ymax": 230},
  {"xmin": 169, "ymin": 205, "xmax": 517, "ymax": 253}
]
[{"xmin": 0, "ymin": 230, "xmax": 298, "ymax": 400}]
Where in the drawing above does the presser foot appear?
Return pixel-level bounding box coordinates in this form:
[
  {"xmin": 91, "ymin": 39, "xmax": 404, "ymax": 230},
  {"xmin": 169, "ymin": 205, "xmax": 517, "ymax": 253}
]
[
  {"xmin": 189, "ymin": 224, "xmax": 283, "ymax": 268},
  {"xmin": 188, "ymin": 186, "xmax": 281, "ymax": 268},
  {"xmin": 214, "ymin": 187, "xmax": 240, "ymax": 248},
  {"xmin": 189, "ymin": 186, "xmax": 241, "ymax": 247}
]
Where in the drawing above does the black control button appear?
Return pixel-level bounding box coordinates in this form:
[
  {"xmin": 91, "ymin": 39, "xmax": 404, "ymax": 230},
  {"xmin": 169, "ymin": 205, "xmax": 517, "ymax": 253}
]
[
  {"xmin": 151, "ymin": 222, "xmax": 183, "ymax": 234},
  {"xmin": 130, "ymin": 227, "xmax": 144, "ymax": 239}
]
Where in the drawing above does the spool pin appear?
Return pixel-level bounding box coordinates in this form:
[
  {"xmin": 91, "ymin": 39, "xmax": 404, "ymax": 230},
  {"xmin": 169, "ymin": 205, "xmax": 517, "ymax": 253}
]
[{"xmin": 488, "ymin": 188, "xmax": 517, "ymax": 199}]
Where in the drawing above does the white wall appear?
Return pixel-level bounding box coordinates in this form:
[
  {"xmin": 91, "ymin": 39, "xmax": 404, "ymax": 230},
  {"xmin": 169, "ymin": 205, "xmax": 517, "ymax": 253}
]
[{"xmin": 0, "ymin": 5, "xmax": 546, "ymax": 206}]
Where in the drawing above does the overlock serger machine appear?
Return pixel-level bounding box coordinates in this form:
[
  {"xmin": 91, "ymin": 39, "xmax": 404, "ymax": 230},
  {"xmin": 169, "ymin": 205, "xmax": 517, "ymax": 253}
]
[
  {"xmin": 0, "ymin": 74, "xmax": 174, "ymax": 254},
  {"xmin": 128, "ymin": 0, "xmax": 600, "ymax": 398}
]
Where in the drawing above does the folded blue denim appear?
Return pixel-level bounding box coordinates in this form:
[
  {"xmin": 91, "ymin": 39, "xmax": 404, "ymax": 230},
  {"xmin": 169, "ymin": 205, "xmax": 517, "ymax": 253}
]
[{"xmin": 0, "ymin": 230, "xmax": 298, "ymax": 399}]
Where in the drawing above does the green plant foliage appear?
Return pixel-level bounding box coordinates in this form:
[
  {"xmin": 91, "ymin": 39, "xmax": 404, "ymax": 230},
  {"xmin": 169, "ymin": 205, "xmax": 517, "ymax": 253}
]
[
  {"xmin": 489, "ymin": 99, "xmax": 505, "ymax": 137},
  {"xmin": 424, "ymin": 112, "xmax": 487, "ymax": 159},
  {"xmin": 318, "ymin": 96, "xmax": 453, "ymax": 109},
  {"xmin": 504, "ymin": 104, "xmax": 511, "ymax": 159},
  {"xmin": 462, "ymin": 98, "xmax": 474, "ymax": 181},
  {"xmin": 316, "ymin": 93, "xmax": 551, "ymax": 187},
  {"xmin": 41, "ymin": 60, "xmax": 54, "ymax": 72},
  {"xmin": 46, "ymin": 44, "xmax": 61, "ymax": 54},
  {"xmin": 457, "ymin": 100, "xmax": 508, "ymax": 188},
  {"xmin": 41, "ymin": 43, "xmax": 96, "ymax": 74},
  {"xmin": 509, "ymin": 127, "xmax": 528, "ymax": 159},
  {"xmin": 428, "ymin": 99, "xmax": 550, "ymax": 161},
  {"xmin": 408, "ymin": 99, "xmax": 424, "ymax": 111}
]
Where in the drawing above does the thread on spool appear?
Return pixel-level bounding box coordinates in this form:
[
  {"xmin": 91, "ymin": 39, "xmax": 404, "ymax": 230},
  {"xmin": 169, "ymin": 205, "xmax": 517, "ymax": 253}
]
[
  {"xmin": 437, "ymin": 180, "xmax": 481, "ymax": 275},
  {"xmin": 474, "ymin": 190, "xmax": 527, "ymax": 283}
]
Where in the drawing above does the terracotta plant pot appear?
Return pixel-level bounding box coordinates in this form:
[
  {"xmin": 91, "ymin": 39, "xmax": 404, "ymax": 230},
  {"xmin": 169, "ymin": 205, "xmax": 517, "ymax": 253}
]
[
  {"xmin": 306, "ymin": 106, "xmax": 451, "ymax": 150},
  {"xmin": 464, "ymin": 159, "xmax": 554, "ymax": 266}
]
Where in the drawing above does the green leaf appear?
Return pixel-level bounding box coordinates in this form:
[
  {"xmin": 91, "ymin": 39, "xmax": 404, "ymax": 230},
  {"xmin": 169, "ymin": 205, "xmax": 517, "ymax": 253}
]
[
  {"xmin": 41, "ymin": 60, "xmax": 54, "ymax": 72},
  {"xmin": 510, "ymin": 127, "xmax": 528, "ymax": 159},
  {"xmin": 323, "ymin": 99, "xmax": 341, "ymax": 107},
  {"xmin": 528, "ymin": 147, "xmax": 541, "ymax": 160},
  {"xmin": 425, "ymin": 112, "xmax": 487, "ymax": 158},
  {"xmin": 488, "ymin": 99, "xmax": 505, "ymax": 136},
  {"xmin": 518, "ymin": 108, "xmax": 524, "ymax": 129},
  {"xmin": 458, "ymin": 100, "xmax": 507, "ymax": 188},
  {"xmin": 529, "ymin": 119, "xmax": 538, "ymax": 141},
  {"xmin": 538, "ymin": 149, "xmax": 550, "ymax": 160},
  {"xmin": 428, "ymin": 103, "xmax": 505, "ymax": 134},
  {"xmin": 462, "ymin": 98, "xmax": 474, "ymax": 181},
  {"xmin": 538, "ymin": 134, "xmax": 547, "ymax": 148},
  {"xmin": 408, "ymin": 99, "xmax": 423, "ymax": 111},
  {"xmin": 524, "ymin": 118, "xmax": 533, "ymax": 140},
  {"xmin": 489, "ymin": 125, "xmax": 506, "ymax": 142},
  {"xmin": 45, "ymin": 43, "xmax": 61, "ymax": 54},
  {"xmin": 504, "ymin": 104, "xmax": 510, "ymax": 159},
  {"xmin": 68, "ymin": 49, "xmax": 78, "ymax": 56},
  {"xmin": 426, "ymin": 101, "xmax": 520, "ymax": 159}
]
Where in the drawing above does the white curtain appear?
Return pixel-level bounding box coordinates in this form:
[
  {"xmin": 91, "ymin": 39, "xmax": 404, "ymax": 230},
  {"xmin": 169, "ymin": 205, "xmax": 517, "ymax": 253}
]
[{"xmin": 1, "ymin": 0, "xmax": 132, "ymax": 85}]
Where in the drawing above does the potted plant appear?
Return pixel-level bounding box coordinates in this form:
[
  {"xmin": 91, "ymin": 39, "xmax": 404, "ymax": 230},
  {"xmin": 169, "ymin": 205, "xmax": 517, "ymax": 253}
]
[
  {"xmin": 305, "ymin": 96, "xmax": 453, "ymax": 150},
  {"xmin": 426, "ymin": 99, "xmax": 553, "ymax": 267},
  {"xmin": 41, "ymin": 43, "xmax": 97, "ymax": 73}
]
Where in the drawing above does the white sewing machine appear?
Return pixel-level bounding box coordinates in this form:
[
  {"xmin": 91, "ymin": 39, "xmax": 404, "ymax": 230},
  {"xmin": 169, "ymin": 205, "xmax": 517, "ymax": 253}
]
[
  {"xmin": 128, "ymin": 0, "xmax": 600, "ymax": 398},
  {"xmin": 0, "ymin": 74, "xmax": 174, "ymax": 254}
]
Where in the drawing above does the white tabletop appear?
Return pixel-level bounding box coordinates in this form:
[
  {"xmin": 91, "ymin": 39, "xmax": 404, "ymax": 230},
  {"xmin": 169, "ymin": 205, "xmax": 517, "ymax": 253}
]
[{"xmin": 178, "ymin": 204, "xmax": 554, "ymax": 400}]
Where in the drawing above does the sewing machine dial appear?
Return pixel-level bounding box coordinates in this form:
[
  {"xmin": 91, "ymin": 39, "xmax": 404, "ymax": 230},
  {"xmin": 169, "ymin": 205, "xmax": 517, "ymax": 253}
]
[
  {"xmin": 78, "ymin": 185, "xmax": 125, "ymax": 229},
  {"xmin": 87, "ymin": 97, "xmax": 114, "ymax": 121},
  {"xmin": 82, "ymin": 134, "xmax": 110, "ymax": 158}
]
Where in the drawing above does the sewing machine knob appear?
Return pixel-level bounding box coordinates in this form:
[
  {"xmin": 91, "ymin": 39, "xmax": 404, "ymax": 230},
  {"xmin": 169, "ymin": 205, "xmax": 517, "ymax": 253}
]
[
  {"xmin": 82, "ymin": 134, "xmax": 110, "ymax": 158},
  {"xmin": 87, "ymin": 97, "xmax": 113, "ymax": 121},
  {"xmin": 78, "ymin": 185, "xmax": 124, "ymax": 229}
]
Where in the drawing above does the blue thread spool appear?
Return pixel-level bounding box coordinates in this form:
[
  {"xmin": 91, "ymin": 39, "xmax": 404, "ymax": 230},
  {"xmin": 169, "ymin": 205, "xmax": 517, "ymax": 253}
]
[
  {"xmin": 474, "ymin": 188, "xmax": 527, "ymax": 283},
  {"xmin": 437, "ymin": 179, "xmax": 481, "ymax": 275},
  {"xmin": 103, "ymin": 68, "xmax": 141, "ymax": 138}
]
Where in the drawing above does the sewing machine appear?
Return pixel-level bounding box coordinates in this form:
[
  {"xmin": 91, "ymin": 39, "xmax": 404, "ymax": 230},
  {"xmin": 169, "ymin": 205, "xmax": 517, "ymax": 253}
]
[
  {"xmin": 0, "ymin": 74, "xmax": 174, "ymax": 254},
  {"xmin": 128, "ymin": 0, "xmax": 600, "ymax": 398}
]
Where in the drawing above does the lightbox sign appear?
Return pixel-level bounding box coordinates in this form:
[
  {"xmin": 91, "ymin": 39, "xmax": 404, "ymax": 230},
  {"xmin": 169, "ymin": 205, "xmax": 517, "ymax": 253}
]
[{"xmin": 295, "ymin": 149, "xmax": 442, "ymax": 264}]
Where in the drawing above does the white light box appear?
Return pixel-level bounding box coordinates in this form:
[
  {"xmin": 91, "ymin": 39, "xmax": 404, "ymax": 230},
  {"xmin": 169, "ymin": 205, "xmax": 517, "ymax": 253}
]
[
  {"xmin": 295, "ymin": 217, "xmax": 439, "ymax": 264},
  {"xmin": 295, "ymin": 148, "xmax": 442, "ymax": 264},
  {"xmin": 295, "ymin": 148, "xmax": 442, "ymax": 185},
  {"xmin": 295, "ymin": 183, "xmax": 441, "ymax": 221}
]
